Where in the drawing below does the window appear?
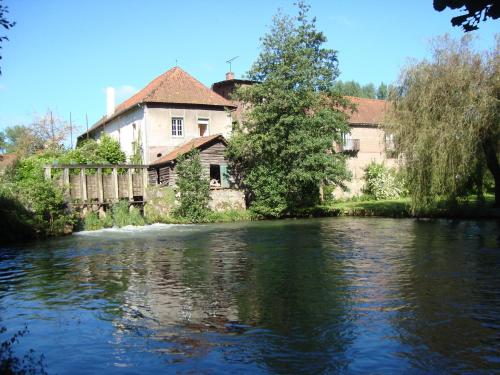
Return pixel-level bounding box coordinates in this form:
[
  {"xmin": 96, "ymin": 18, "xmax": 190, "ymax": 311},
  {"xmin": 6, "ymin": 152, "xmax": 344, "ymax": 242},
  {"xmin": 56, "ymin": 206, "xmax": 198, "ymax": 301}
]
[
  {"xmin": 209, "ymin": 164, "xmax": 229, "ymax": 188},
  {"xmin": 198, "ymin": 118, "xmax": 209, "ymax": 137},
  {"xmin": 172, "ymin": 117, "xmax": 184, "ymax": 137}
]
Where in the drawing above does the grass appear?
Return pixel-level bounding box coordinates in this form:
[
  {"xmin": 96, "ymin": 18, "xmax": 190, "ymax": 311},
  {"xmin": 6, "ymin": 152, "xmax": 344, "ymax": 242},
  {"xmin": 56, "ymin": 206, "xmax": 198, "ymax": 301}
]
[{"xmin": 314, "ymin": 195, "xmax": 499, "ymax": 219}]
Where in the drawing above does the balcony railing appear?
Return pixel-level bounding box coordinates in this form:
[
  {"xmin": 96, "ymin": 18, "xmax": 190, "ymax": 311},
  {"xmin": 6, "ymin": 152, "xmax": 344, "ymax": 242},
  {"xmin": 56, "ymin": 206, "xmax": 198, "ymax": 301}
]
[{"xmin": 338, "ymin": 138, "xmax": 360, "ymax": 152}]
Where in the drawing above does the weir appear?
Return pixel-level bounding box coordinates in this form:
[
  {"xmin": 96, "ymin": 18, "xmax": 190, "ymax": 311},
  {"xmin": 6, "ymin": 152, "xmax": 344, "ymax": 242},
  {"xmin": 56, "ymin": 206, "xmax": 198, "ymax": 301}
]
[{"xmin": 44, "ymin": 164, "xmax": 150, "ymax": 205}]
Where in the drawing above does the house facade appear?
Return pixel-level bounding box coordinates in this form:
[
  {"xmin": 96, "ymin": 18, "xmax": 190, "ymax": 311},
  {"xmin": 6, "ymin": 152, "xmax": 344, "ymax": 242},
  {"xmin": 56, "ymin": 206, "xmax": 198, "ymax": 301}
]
[
  {"xmin": 338, "ymin": 96, "xmax": 398, "ymax": 197},
  {"xmin": 78, "ymin": 67, "xmax": 236, "ymax": 165},
  {"xmin": 80, "ymin": 67, "xmax": 396, "ymax": 199}
]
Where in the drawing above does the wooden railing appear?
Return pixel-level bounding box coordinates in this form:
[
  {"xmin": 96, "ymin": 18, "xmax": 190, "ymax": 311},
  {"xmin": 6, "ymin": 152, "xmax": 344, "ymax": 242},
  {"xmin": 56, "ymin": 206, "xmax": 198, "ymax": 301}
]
[{"xmin": 44, "ymin": 164, "xmax": 149, "ymax": 204}]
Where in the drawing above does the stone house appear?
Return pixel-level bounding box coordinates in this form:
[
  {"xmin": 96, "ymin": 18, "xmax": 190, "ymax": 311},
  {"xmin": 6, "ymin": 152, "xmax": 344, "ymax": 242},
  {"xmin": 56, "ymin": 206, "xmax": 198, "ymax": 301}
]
[
  {"xmin": 211, "ymin": 76, "xmax": 397, "ymax": 197},
  {"xmin": 80, "ymin": 67, "xmax": 395, "ymax": 201},
  {"xmin": 339, "ymin": 96, "xmax": 397, "ymax": 196},
  {"xmin": 78, "ymin": 67, "xmax": 236, "ymax": 165}
]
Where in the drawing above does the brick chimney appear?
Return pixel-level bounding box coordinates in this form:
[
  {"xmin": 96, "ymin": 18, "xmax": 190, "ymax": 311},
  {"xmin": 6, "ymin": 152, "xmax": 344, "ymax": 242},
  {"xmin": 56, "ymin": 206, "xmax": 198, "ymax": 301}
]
[{"xmin": 225, "ymin": 72, "xmax": 235, "ymax": 80}]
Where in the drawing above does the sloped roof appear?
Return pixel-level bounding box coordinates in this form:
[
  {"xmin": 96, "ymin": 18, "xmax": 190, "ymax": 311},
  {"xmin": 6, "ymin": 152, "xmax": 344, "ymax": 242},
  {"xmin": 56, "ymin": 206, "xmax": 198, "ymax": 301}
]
[
  {"xmin": 150, "ymin": 134, "xmax": 227, "ymax": 166},
  {"xmin": 345, "ymin": 96, "xmax": 387, "ymax": 125},
  {"xmin": 83, "ymin": 67, "xmax": 236, "ymax": 137}
]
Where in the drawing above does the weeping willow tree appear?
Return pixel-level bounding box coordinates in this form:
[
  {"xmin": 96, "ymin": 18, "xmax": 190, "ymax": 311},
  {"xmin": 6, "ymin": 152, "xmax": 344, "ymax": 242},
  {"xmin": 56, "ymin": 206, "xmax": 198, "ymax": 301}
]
[{"xmin": 386, "ymin": 35, "xmax": 499, "ymax": 211}]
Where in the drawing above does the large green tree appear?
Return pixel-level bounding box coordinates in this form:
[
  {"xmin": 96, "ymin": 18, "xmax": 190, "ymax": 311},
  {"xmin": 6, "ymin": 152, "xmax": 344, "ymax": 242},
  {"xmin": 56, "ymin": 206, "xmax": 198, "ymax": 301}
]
[
  {"xmin": 227, "ymin": 2, "xmax": 350, "ymax": 217},
  {"xmin": 386, "ymin": 35, "xmax": 499, "ymax": 210}
]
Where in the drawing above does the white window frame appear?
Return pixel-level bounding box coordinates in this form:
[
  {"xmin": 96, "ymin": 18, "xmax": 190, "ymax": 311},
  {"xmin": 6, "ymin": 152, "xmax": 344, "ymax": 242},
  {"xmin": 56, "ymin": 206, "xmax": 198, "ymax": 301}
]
[
  {"xmin": 198, "ymin": 118, "xmax": 210, "ymax": 137},
  {"xmin": 171, "ymin": 117, "xmax": 184, "ymax": 138}
]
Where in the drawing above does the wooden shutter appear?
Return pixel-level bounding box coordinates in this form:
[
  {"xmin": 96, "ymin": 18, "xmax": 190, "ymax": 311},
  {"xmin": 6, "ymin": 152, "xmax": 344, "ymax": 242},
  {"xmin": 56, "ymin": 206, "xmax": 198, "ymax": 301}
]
[{"xmin": 220, "ymin": 165, "xmax": 229, "ymax": 188}]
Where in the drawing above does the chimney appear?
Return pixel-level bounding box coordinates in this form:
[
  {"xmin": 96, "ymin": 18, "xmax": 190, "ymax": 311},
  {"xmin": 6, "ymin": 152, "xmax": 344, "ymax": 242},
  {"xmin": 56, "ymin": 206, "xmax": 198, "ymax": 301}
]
[
  {"xmin": 225, "ymin": 72, "xmax": 235, "ymax": 81},
  {"xmin": 106, "ymin": 87, "xmax": 115, "ymax": 118}
]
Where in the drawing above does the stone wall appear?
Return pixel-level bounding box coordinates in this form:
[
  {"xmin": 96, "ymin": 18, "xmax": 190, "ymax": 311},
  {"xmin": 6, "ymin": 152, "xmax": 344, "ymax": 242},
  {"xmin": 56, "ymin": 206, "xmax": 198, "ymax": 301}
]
[{"xmin": 209, "ymin": 189, "xmax": 246, "ymax": 212}]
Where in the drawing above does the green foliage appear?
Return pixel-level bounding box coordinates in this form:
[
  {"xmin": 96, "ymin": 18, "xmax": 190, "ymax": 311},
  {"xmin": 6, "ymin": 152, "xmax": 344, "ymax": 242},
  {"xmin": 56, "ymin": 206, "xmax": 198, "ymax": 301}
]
[
  {"xmin": 227, "ymin": 2, "xmax": 350, "ymax": 217},
  {"xmin": 2, "ymin": 150, "xmax": 75, "ymax": 238},
  {"xmin": 386, "ymin": 35, "xmax": 499, "ymax": 211},
  {"xmin": 173, "ymin": 149, "xmax": 211, "ymax": 222},
  {"xmin": 0, "ymin": 325, "xmax": 47, "ymax": 375},
  {"xmin": 0, "ymin": 186, "xmax": 38, "ymax": 243},
  {"xmin": 83, "ymin": 212, "xmax": 103, "ymax": 231},
  {"xmin": 333, "ymin": 80, "xmax": 391, "ymax": 99},
  {"xmin": 111, "ymin": 201, "xmax": 145, "ymax": 227},
  {"xmin": 129, "ymin": 132, "xmax": 143, "ymax": 164},
  {"xmin": 362, "ymin": 162, "xmax": 406, "ymax": 200},
  {"xmin": 207, "ymin": 209, "xmax": 255, "ymax": 222},
  {"xmin": 68, "ymin": 134, "xmax": 126, "ymax": 165},
  {"xmin": 96, "ymin": 133, "xmax": 126, "ymax": 164}
]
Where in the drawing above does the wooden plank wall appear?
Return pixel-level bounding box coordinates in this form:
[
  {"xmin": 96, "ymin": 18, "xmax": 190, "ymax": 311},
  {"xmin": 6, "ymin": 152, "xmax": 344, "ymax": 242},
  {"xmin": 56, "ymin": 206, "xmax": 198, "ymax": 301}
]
[{"xmin": 44, "ymin": 164, "xmax": 149, "ymax": 204}]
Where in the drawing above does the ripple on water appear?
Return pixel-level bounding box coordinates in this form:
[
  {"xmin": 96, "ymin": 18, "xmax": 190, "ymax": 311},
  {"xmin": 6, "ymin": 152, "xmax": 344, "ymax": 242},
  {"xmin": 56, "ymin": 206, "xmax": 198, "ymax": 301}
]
[{"xmin": 0, "ymin": 217, "xmax": 499, "ymax": 374}]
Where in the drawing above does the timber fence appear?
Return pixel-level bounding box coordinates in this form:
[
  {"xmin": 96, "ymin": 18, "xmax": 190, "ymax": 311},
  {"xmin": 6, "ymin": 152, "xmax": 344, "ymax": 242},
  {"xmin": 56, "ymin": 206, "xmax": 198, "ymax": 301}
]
[{"xmin": 44, "ymin": 164, "xmax": 149, "ymax": 204}]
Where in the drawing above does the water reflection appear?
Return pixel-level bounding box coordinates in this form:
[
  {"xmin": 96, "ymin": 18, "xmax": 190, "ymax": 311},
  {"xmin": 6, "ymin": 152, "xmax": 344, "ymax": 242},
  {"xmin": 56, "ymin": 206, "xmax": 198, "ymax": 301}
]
[{"xmin": 0, "ymin": 219, "xmax": 499, "ymax": 374}]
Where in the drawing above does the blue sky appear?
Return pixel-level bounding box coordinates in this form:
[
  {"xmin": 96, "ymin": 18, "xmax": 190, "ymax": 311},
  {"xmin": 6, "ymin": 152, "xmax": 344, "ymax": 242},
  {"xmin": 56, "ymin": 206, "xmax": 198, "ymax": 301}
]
[{"xmin": 0, "ymin": 0, "xmax": 498, "ymax": 139}]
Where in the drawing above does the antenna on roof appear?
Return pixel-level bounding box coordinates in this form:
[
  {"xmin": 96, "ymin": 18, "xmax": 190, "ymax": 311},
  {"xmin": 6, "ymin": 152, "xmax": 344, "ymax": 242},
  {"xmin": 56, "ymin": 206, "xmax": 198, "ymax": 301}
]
[{"xmin": 226, "ymin": 56, "xmax": 239, "ymax": 73}]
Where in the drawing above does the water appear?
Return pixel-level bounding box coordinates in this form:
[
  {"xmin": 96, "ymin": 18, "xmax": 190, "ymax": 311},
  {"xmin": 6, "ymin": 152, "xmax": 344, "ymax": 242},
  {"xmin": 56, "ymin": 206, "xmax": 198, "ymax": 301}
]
[{"xmin": 0, "ymin": 218, "xmax": 499, "ymax": 374}]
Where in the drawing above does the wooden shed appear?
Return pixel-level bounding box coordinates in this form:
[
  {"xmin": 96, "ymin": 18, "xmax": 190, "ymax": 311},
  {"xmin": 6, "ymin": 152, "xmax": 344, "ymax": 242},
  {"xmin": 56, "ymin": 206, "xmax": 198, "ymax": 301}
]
[{"xmin": 148, "ymin": 134, "xmax": 231, "ymax": 188}]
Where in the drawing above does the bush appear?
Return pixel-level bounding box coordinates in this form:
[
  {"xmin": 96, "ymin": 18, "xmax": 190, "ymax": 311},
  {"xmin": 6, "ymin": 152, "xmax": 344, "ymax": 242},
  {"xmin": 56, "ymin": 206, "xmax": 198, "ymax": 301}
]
[
  {"xmin": 2, "ymin": 151, "xmax": 76, "ymax": 238},
  {"xmin": 362, "ymin": 162, "xmax": 406, "ymax": 200},
  {"xmin": 112, "ymin": 201, "xmax": 145, "ymax": 227},
  {"xmin": 83, "ymin": 212, "xmax": 103, "ymax": 231},
  {"xmin": 173, "ymin": 149, "xmax": 211, "ymax": 222}
]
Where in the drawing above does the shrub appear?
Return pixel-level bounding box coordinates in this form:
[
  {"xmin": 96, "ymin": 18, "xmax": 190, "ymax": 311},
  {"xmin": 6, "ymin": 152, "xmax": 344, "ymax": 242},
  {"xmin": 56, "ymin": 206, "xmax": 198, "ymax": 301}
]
[
  {"xmin": 173, "ymin": 149, "xmax": 211, "ymax": 222},
  {"xmin": 362, "ymin": 162, "xmax": 406, "ymax": 200},
  {"xmin": 112, "ymin": 201, "xmax": 145, "ymax": 227},
  {"xmin": 84, "ymin": 212, "xmax": 103, "ymax": 231}
]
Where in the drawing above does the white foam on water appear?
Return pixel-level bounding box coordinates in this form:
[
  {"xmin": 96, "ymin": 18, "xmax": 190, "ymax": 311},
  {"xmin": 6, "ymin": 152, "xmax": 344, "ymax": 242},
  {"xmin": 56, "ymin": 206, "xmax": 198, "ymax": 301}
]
[{"xmin": 74, "ymin": 223, "xmax": 186, "ymax": 236}]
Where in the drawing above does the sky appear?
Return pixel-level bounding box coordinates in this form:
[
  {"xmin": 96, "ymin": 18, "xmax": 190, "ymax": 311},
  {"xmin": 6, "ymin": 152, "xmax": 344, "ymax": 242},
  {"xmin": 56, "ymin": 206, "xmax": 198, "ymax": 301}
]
[{"xmin": 0, "ymin": 0, "xmax": 498, "ymax": 141}]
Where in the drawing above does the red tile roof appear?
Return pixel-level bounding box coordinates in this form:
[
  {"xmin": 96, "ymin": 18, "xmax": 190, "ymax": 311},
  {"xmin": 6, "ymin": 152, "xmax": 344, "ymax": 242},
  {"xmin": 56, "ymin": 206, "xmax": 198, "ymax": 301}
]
[
  {"xmin": 150, "ymin": 134, "xmax": 227, "ymax": 166},
  {"xmin": 84, "ymin": 67, "xmax": 236, "ymax": 136},
  {"xmin": 345, "ymin": 96, "xmax": 387, "ymax": 125}
]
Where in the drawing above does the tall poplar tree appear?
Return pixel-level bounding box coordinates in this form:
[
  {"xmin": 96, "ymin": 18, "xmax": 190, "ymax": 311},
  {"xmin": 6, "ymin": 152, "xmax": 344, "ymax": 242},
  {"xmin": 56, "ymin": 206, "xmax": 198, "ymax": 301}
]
[{"xmin": 227, "ymin": 2, "xmax": 350, "ymax": 217}]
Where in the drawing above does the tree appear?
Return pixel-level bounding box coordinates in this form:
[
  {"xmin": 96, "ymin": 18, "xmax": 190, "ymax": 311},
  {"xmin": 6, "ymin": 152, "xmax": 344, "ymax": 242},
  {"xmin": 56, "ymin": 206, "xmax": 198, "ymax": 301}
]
[
  {"xmin": 433, "ymin": 0, "xmax": 499, "ymax": 31},
  {"xmin": 376, "ymin": 82, "xmax": 389, "ymax": 99},
  {"xmin": 2, "ymin": 111, "xmax": 72, "ymax": 156},
  {"xmin": 0, "ymin": 0, "xmax": 15, "ymax": 75},
  {"xmin": 2, "ymin": 125, "xmax": 44, "ymax": 155},
  {"xmin": 173, "ymin": 149, "xmax": 211, "ymax": 222},
  {"xmin": 0, "ymin": 130, "xmax": 6, "ymax": 153},
  {"xmin": 333, "ymin": 80, "xmax": 387, "ymax": 99},
  {"xmin": 386, "ymin": 35, "xmax": 499, "ymax": 210},
  {"xmin": 227, "ymin": 2, "xmax": 350, "ymax": 217}
]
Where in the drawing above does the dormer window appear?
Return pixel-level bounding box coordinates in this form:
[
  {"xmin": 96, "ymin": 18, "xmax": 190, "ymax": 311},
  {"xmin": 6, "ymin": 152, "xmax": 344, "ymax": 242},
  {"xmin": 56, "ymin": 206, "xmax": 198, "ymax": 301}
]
[{"xmin": 172, "ymin": 117, "xmax": 184, "ymax": 137}]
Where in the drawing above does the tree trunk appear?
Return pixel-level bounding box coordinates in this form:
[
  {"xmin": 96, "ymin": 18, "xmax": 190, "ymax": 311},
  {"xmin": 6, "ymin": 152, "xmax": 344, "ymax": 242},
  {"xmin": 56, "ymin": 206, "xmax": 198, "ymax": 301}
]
[{"xmin": 482, "ymin": 137, "xmax": 500, "ymax": 207}]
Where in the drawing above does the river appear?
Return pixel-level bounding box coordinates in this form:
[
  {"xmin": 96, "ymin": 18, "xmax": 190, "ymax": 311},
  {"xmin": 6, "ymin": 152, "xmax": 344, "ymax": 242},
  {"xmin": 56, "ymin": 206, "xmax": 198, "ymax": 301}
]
[{"xmin": 0, "ymin": 218, "xmax": 499, "ymax": 374}]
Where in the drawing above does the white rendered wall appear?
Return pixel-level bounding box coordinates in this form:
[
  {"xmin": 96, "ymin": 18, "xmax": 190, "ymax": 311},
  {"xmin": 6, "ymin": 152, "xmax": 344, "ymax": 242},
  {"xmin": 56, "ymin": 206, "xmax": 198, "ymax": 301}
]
[{"xmin": 146, "ymin": 105, "xmax": 233, "ymax": 163}]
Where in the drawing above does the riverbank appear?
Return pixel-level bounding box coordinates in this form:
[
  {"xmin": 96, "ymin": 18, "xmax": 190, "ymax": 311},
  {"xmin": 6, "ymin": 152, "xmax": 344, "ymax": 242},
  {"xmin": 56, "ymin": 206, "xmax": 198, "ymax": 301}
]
[
  {"xmin": 2, "ymin": 197, "xmax": 498, "ymax": 246},
  {"xmin": 304, "ymin": 195, "xmax": 499, "ymax": 219}
]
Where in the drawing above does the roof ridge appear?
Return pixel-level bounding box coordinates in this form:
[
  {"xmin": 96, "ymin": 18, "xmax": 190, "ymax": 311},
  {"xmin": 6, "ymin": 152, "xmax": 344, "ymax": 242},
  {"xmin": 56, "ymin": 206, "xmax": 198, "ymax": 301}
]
[{"xmin": 345, "ymin": 95, "xmax": 387, "ymax": 102}]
